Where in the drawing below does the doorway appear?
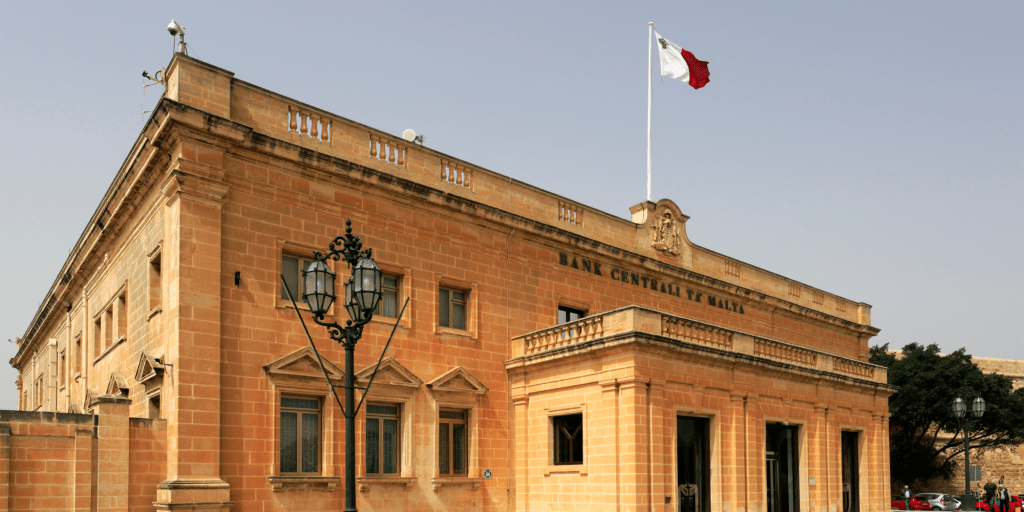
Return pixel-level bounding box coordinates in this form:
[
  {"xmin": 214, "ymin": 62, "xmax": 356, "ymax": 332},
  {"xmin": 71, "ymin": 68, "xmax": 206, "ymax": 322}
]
[
  {"xmin": 677, "ymin": 416, "xmax": 710, "ymax": 512},
  {"xmin": 841, "ymin": 431, "xmax": 859, "ymax": 512},
  {"xmin": 766, "ymin": 423, "xmax": 799, "ymax": 512}
]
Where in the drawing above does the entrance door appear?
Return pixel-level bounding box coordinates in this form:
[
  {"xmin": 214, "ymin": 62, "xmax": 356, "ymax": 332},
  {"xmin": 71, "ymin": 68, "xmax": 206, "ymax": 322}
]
[
  {"xmin": 678, "ymin": 417, "xmax": 710, "ymax": 512},
  {"xmin": 766, "ymin": 424, "xmax": 799, "ymax": 512},
  {"xmin": 841, "ymin": 431, "xmax": 859, "ymax": 512}
]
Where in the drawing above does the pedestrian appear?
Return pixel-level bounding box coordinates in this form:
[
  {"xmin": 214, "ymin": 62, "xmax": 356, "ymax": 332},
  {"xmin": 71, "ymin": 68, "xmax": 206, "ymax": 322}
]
[
  {"xmin": 984, "ymin": 483, "xmax": 998, "ymax": 512},
  {"xmin": 995, "ymin": 484, "xmax": 1010, "ymax": 512},
  {"xmin": 903, "ymin": 485, "xmax": 914, "ymax": 510}
]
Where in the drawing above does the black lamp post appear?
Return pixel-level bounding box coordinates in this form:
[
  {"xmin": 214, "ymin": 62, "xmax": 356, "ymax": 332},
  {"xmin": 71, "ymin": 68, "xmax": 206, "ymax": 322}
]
[
  {"xmin": 302, "ymin": 219, "xmax": 382, "ymax": 512},
  {"xmin": 953, "ymin": 387, "xmax": 986, "ymax": 511}
]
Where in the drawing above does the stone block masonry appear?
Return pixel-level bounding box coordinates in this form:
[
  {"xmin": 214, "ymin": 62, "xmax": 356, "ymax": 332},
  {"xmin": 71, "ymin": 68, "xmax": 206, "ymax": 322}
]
[{"xmin": 0, "ymin": 399, "xmax": 166, "ymax": 512}]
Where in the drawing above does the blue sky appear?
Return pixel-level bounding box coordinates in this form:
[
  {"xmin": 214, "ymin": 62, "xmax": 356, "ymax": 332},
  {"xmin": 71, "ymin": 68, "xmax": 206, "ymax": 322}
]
[{"xmin": 1, "ymin": 1, "xmax": 1021, "ymax": 409}]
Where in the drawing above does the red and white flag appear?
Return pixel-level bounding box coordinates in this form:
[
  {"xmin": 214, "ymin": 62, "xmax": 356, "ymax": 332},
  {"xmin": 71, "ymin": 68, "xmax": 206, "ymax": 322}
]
[{"xmin": 655, "ymin": 31, "xmax": 710, "ymax": 89}]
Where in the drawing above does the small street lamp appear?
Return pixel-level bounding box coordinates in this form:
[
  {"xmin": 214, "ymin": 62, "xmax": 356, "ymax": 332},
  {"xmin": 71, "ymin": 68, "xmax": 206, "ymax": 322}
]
[
  {"xmin": 295, "ymin": 219, "xmax": 382, "ymax": 512},
  {"xmin": 953, "ymin": 387, "xmax": 986, "ymax": 511}
]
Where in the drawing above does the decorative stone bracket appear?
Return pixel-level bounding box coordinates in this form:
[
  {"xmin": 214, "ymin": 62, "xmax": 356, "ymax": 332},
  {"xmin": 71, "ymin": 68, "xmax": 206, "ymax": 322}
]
[
  {"xmin": 267, "ymin": 476, "xmax": 339, "ymax": 492},
  {"xmin": 356, "ymin": 477, "xmax": 415, "ymax": 493},
  {"xmin": 431, "ymin": 477, "xmax": 484, "ymax": 492}
]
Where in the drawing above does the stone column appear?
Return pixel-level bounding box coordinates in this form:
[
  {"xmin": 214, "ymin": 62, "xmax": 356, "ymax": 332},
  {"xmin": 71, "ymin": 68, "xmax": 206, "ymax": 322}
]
[
  {"xmin": 618, "ymin": 376, "xmax": 650, "ymax": 512},
  {"xmin": 154, "ymin": 164, "xmax": 232, "ymax": 511},
  {"xmin": 95, "ymin": 394, "xmax": 131, "ymax": 512}
]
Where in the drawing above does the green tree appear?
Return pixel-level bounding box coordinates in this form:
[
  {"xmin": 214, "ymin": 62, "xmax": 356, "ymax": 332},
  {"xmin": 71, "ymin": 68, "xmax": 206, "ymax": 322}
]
[{"xmin": 870, "ymin": 343, "xmax": 1024, "ymax": 487}]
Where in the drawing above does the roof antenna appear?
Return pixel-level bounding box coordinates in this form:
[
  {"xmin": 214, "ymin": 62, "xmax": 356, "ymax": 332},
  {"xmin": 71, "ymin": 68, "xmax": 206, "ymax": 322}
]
[
  {"xmin": 168, "ymin": 19, "xmax": 187, "ymax": 56},
  {"xmin": 140, "ymin": 68, "xmax": 166, "ymax": 120}
]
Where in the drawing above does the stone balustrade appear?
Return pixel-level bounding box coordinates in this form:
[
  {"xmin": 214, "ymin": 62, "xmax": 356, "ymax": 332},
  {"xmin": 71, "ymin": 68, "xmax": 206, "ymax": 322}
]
[
  {"xmin": 754, "ymin": 337, "xmax": 818, "ymax": 367},
  {"xmin": 833, "ymin": 357, "xmax": 876, "ymax": 379},
  {"xmin": 558, "ymin": 201, "xmax": 583, "ymax": 227},
  {"xmin": 509, "ymin": 306, "xmax": 886, "ymax": 384},
  {"xmin": 518, "ymin": 316, "xmax": 604, "ymax": 355},
  {"xmin": 440, "ymin": 158, "xmax": 472, "ymax": 188},
  {"xmin": 369, "ymin": 133, "xmax": 408, "ymax": 168},
  {"xmin": 661, "ymin": 316, "xmax": 733, "ymax": 350},
  {"xmin": 288, "ymin": 106, "xmax": 331, "ymax": 142}
]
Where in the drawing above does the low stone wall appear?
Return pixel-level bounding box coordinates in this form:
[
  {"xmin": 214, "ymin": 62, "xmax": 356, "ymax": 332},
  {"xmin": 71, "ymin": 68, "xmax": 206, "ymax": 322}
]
[{"xmin": 0, "ymin": 395, "xmax": 167, "ymax": 512}]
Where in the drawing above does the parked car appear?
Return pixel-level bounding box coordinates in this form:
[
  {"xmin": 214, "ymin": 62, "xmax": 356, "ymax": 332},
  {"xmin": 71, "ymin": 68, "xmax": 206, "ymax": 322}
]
[
  {"xmin": 977, "ymin": 496, "xmax": 1022, "ymax": 512},
  {"xmin": 917, "ymin": 493, "xmax": 961, "ymax": 511},
  {"xmin": 892, "ymin": 496, "xmax": 931, "ymax": 510}
]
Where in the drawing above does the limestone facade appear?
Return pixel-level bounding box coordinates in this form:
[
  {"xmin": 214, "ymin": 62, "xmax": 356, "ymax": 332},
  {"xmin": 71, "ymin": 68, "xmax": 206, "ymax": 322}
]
[{"xmin": 9, "ymin": 53, "xmax": 894, "ymax": 512}]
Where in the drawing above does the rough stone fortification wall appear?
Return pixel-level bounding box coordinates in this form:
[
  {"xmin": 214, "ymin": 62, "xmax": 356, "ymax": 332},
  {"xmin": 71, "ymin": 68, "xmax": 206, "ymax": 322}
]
[{"xmin": 923, "ymin": 358, "xmax": 1024, "ymax": 496}]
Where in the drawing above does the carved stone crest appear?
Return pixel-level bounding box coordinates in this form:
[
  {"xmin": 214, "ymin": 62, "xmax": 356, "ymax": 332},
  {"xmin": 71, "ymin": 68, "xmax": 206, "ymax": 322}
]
[{"xmin": 651, "ymin": 210, "xmax": 682, "ymax": 255}]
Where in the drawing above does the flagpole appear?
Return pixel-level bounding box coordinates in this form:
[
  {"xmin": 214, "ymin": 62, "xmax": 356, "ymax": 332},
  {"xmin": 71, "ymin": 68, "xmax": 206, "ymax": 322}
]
[{"xmin": 647, "ymin": 22, "xmax": 653, "ymax": 203}]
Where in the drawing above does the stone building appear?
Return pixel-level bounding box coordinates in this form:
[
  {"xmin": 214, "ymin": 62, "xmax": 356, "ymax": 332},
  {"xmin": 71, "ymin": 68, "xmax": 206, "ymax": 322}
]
[{"xmin": 8, "ymin": 53, "xmax": 894, "ymax": 512}]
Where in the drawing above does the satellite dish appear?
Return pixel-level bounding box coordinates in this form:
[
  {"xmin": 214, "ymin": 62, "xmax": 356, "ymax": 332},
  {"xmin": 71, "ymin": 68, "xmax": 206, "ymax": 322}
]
[{"xmin": 402, "ymin": 129, "xmax": 416, "ymax": 142}]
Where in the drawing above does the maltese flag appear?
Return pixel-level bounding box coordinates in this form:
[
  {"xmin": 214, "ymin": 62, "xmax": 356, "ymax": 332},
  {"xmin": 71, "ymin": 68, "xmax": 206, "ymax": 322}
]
[{"xmin": 655, "ymin": 31, "xmax": 710, "ymax": 89}]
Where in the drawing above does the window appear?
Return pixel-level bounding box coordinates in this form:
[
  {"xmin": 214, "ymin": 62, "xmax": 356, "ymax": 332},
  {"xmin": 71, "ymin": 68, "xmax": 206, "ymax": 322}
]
[
  {"xmin": 35, "ymin": 376, "xmax": 43, "ymax": 410},
  {"xmin": 558, "ymin": 305, "xmax": 586, "ymax": 340},
  {"xmin": 281, "ymin": 254, "xmax": 316, "ymax": 302},
  {"xmin": 438, "ymin": 409, "xmax": 468, "ymax": 475},
  {"xmin": 74, "ymin": 334, "xmax": 82, "ymax": 374},
  {"xmin": 439, "ymin": 287, "xmax": 467, "ymax": 330},
  {"xmin": 553, "ymin": 414, "xmax": 583, "ymax": 465},
  {"xmin": 148, "ymin": 392, "xmax": 161, "ymax": 419},
  {"xmin": 116, "ymin": 292, "xmax": 127, "ymax": 343},
  {"xmin": 558, "ymin": 306, "xmax": 585, "ymax": 324},
  {"xmin": 366, "ymin": 403, "xmax": 400, "ymax": 475},
  {"xmin": 280, "ymin": 396, "xmax": 321, "ymax": 474},
  {"xmin": 93, "ymin": 287, "xmax": 127, "ymax": 358},
  {"xmin": 375, "ymin": 276, "xmax": 400, "ymax": 318},
  {"xmin": 149, "ymin": 252, "xmax": 162, "ymax": 312},
  {"xmin": 59, "ymin": 350, "xmax": 66, "ymax": 388}
]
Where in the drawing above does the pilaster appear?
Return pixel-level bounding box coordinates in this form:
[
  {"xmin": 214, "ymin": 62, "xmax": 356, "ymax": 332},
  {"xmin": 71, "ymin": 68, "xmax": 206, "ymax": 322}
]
[
  {"xmin": 810, "ymin": 403, "xmax": 828, "ymax": 512},
  {"xmin": 618, "ymin": 375, "xmax": 650, "ymax": 512},
  {"xmin": 48, "ymin": 339, "xmax": 58, "ymax": 412},
  {"xmin": 724, "ymin": 391, "xmax": 746, "ymax": 512},
  {"xmin": 597, "ymin": 378, "xmax": 620, "ymax": 511},
  {"xmin": 869, "ymin": 412, "xmax": 889, "ymax": 512},
  {"xmin": 648, "ymin": 378, "xmax": 669, "ymax": 510},
  {"xmin": 512, "ymin": 394, "xmax": 529, "ymax": 512},
  {"xmin": 823, "ymin": 405, "xmax": 836, "ymax": 512},
  {"xmin": 155, "ymin": 166, "xmax": 232, "ymax": 511},
  {"xmin": 743, "ymin": 393, "xmax": 761, "ymax": 512}
]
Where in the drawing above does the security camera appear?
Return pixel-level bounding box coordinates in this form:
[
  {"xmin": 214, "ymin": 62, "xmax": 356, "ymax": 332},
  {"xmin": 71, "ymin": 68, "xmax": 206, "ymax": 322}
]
[{"xmin": 167, "ymin": 19, "xmax": 184, "ymax": 37}]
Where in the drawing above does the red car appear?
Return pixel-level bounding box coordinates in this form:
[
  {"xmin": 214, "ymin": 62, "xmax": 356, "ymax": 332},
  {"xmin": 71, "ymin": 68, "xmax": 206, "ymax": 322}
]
[
  {"xmin": 977, "ymin": 496, "xmax": 1022, "ymax": 512},
  {"xmin": 892, "ymin": 496, "xmax": 931, "ymax": 510}
]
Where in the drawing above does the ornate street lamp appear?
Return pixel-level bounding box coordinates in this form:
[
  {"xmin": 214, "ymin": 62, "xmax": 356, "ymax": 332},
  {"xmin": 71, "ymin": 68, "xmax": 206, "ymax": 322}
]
[
  {"xmin": 953, "ymin": 388, "xmax": 986, "ymax": 511},
  {"xmin": 283, "ymin": 219, "xmax": 384, "ymax": 512}
]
